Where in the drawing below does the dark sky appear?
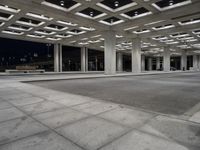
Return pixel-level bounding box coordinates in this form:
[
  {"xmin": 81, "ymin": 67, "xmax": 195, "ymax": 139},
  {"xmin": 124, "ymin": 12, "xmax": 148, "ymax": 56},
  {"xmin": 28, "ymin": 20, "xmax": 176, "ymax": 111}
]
[{"xmin": 0, "ymin": 37, "xmax": 51, "ymax": 56}]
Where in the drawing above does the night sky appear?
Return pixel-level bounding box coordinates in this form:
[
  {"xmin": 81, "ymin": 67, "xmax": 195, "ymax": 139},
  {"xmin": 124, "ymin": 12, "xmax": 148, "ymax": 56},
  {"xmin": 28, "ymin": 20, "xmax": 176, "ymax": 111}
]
[{"xmin": 0, "ymin": 37, "xmax": 52, "ymax": 57}]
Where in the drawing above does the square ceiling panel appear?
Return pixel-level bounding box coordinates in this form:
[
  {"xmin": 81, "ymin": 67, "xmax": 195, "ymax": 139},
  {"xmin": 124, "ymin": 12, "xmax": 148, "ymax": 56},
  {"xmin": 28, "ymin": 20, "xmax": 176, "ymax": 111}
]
[
  {"xmin": 42, "ymin": 0, "xmax": 81, "ymax": 12},
  {"xmin": 0, "ymin": 12, "xmax": 13, "ymax": 21},
  {"xmin": 16, "ymin": 17, "xmax": 45, "ymax": 27},
  {"xmin": 100, "ymin": 16, "xmax": 124, "ymax": 25},
  {"xmin": 0, "ymin": 21, "xmax": 4, "ymax": 27},
  {"xmin": 76, "ymin": 7, "xmax": 106, "ymax": 19},
  {"xmin": 97, "ymin": 0, "xmax": 137, "ymax": 12},
  {"xmin": 121, "ymin": 7, "xmax": 152, "ymax": 19},
  {"xmin": 152, "ymin": 0, "xmax": 192, "ymax": 11},
  {"xmin": 8, "ymin": 24, "xmax": 32, "ymax": 31},
  {"xmin": 0, "ymin": 4, "xmax": 20, "ymax": 13},
  {"xmin": 67, "ymin": 29, "xmax": 86, "ymax": 35},
  {"xmin": 44, "ymin": 24, "xmax": 68, "ymax": 31}
]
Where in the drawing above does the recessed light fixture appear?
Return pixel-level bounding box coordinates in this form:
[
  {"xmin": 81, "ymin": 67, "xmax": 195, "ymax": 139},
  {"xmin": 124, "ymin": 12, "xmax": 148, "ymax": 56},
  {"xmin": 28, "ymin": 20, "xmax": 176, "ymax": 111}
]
[
  {"xmin": 115, "ymin": 1, "xmax": 119, "ymax": 7},
  {"xmin": 60, "ymin": 0, "xmax": 64, "ymax": 6}
]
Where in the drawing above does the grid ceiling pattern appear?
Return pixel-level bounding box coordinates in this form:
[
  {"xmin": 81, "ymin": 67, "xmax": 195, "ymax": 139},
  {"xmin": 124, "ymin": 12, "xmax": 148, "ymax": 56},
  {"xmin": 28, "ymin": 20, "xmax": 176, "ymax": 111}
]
[{"xmin": 0, "ymin": 0, "xmax": 200, "ymax": 56}]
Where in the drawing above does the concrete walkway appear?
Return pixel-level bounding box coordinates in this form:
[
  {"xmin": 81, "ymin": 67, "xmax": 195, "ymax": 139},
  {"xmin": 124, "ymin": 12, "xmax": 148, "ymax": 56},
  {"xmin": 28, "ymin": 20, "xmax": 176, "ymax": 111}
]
[{"xmin": 0, "ymin": 72, "xmax": 200, "ymax": 150}]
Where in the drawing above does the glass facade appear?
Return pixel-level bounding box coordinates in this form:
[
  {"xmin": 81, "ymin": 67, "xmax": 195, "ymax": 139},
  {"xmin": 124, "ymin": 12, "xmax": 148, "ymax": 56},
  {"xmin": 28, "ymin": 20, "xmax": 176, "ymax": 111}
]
[{"xmin": 0, "ymin": 38, "xmax": 54, "ymax": 72}]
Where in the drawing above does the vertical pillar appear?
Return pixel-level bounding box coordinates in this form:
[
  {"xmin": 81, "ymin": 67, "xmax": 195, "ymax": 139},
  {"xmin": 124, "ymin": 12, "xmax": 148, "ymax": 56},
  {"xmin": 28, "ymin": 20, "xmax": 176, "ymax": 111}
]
[
  {"xmin": 156, "ymin": 57, "xmax": 160, "ymax": 70},
  {"xmin": 141, "ymin": 55, "xmax": 145, "ymax": 71},
  {"xmin": 132, "ymin": 38, "xmax": 141, "ymax": 73},
  {"xmin": 193, "ymin": 55, "xmax": 198, "ymax": 71},
  {"xmin": 181, "ymin": 50, "xmax": 187, "ymax": 71},
  {"xmin": 163, "ymin": 46, "xmax": 170, "ymax": 72},
  {"xmin": 148, "ymin": 58, "xmax": 152, "ymax": 71},
  {"xmin": 198, "ymin": 55, "xmax": 200, "ymax": 70},
  {"xmin": 117, "ymin": 52, "xmax": 123, "ymax": 72},
  {"xmin": 54, "ymin": 44, "xmax": 59, "ymax": 72},
  {"xmin": 59, "ymin": 44, "xmax": 62, "ymax": 72},
  {"xmin": 81, "ymin": 47, "xmax": 88, "ymax": 72},
  {"xmin": 54, "ymin": 43, "xmax": 62, "ymax": 72},
  {"xmin": 104, "ymin": 30, "xmax": 116, "ymax": 75}
]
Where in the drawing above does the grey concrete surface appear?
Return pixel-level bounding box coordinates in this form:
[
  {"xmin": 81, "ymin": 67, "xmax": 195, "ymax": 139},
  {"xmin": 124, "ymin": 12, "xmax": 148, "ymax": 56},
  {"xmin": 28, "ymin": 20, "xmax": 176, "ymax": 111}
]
[
  {"xmin": 31, "ymin": 72, "xmax": 200, "ymax": 115},
  {"xmin": 0, "ymin": 72, "xmax": 200, "ymax": 150}
]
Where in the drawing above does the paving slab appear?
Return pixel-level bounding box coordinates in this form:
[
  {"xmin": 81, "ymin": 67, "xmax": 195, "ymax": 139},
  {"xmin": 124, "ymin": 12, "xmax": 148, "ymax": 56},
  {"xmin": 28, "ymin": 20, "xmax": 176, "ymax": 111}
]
[
  {"xmin": 189, "ymin": 111, "xmax": 200, "ymax": 124},
  {"xmin": 99, "ymin": 107, "xmax": 156, "ymax": 128},
  {"xmin": 20, "ymin": 101, "xmax": 65, "ymax": 115},
  {"xmin": 0, "ymin": 101, "xmax": 13, "ymax": 110},
  {"xmin": 0, "ymin": 130, "xmax": 84, "ymax": 150},
  {"xmin": 33, "ymin": 108, "xmax": 89, "ymax": 129},
  {"xmin": 50, "ymin": 96, "xmax": 92, "ymax": 107},
  {"xmin": 99, "ymin": 130, "xmax": 195, "ymax": 150},
  {"xmin": 0, "ymin": 107, "xmax": 25, "ymax": 123},
  {"xmin": 72, "ymin": 101, "xmax": 119, "ymax": 115},
  {"xmin": 9, "ymin": 97, "xmax": 45, "ymax": 106},
  {"xmin": 1, "ymin": 93, "xmax": 33, "ymax": 101},
  {"xmin": 0, "ymin": 116, "xmax": 48, "ymax": 145},
  {"xmin": 56, "ymin": 117, "xmax": 128, "ymax": 150},
  {"xmin": 140, "ymin": 116, "xmax": 200, "ymax": 147}
]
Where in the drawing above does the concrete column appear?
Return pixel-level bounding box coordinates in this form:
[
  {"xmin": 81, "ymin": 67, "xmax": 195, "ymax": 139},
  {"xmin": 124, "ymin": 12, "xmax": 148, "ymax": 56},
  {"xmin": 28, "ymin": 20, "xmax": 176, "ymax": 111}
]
[
  {"xmin": 163, "ymin": 46, "xmax": 170, "ymax": 72},
  {"xmin": 54, "ymin": 44, "xmax": 59, "ymax": 72},
  {"xmin": 156, "ymin": 57, "xmax": 160, "ymax": 70},
  {"xmin": 59, "ymin": 44, "xmax": 62, "ymax": 72},
  {"xmin": 54, "ymin": 43, "xmax": 62, "ymax": 72},
  {"xmin": 81, "ymin": 47, "xmax": 88, "ymax": 72},
  {"xmin": 104, "ymin": 30, "xmax": 116, "ymax": 75},
  {"xmin": 117, "ymin": 52, "xmax": 123, "ymax": 72},
  {"xmin": 141, "ymin": 55, "xmax": 145, "ymax": 71},
  {"xmin": 193, "ymin": 55, "xmax": 198, "ymax": 71},
  {"xmin": 181, "ymin": 50, "xmax": 187, "ymax": 71},
  {"xmin": 132, "ymin": 38, "xmax": 141, "ymax": 73},
  {"xmin": 148, "ymin": 58, "xmax": 152, "ymax": 71}
]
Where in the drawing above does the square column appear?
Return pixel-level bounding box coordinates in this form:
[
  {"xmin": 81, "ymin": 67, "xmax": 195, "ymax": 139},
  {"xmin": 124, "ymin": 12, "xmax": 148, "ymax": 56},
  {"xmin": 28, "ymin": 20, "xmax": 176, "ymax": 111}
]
[
  {"xmin": 141, "ymin": 55, "xmax": 145, "ymax": 71},
  {"xmin": 81, "ymin": 47, "xmax": 88, "ymax": 72},
  {"xmin": 54, "ymin": 43, "xmax": 62, "ymax": 72},
  {"xmin": 156, "ymin": 57, "xmax": 160, "ymax": 70},
  {"xmin": 181, "ymin": 50, "xmax": 187, "ymax": 71},
  {"xmin": 117, "ymin": 52, "xmax": 123, "ymax": 72},
  {"xmin": 148, "ymin": 58, "xmax": 152, "ymax": 71},
  {"xmin": 132, "ymin": 38, "xmax": 141, "ymax": 73},
  {"xmin": 193, "ymin": 55, "xmax": 198, "ymax": 71},
  {"xmin": 104, "ymin": 30, "xmax": 116, "ymax": 75},
  {"xmin": 163, "ymin": 46, "xmax": 170, "ymax": 72},
  {"xmin": 59, "ymin": 45, "xmax": 62, "ymax": 72}
]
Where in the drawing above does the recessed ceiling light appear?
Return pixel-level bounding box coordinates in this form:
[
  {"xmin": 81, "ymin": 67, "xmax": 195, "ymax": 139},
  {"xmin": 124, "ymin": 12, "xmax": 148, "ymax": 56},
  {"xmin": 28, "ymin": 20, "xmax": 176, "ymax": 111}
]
[
  {"xmin": 115, "ymin": 1, "xmax": 119, "ymax": 7},
  {"xmin": 60, "ymin": 0, "xmax": 64, "ymax": 6}
]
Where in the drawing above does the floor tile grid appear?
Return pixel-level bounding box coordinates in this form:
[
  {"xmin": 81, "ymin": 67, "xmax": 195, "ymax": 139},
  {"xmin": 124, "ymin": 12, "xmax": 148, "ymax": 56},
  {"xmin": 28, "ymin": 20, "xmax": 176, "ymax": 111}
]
[{"xmin": 0, "ymin": 97, "xmax": 89, "ymax": 150}]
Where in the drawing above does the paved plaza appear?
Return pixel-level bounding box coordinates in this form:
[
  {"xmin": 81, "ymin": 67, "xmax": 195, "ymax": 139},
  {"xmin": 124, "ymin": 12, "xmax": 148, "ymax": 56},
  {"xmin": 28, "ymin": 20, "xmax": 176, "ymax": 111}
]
[{"xmin": 0, "ymin": 72, "xmax": 200, "ymax": 150}]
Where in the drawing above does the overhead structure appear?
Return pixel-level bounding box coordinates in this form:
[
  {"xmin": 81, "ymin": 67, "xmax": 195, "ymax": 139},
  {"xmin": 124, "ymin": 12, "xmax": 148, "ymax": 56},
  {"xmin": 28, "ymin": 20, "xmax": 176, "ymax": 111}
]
[{"xmin": 0, "ymin": 0, "xmax": 200, "ymax": 73}]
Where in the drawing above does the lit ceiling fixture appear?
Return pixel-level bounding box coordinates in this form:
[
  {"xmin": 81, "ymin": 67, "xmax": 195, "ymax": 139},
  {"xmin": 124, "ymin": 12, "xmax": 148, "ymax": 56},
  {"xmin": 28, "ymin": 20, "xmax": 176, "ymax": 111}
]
[
  {"xmin": 90, "ymin": 11, "xmax": 93, "ymax": 17},
  {"xmin": 169, "ymin": 0, "xmax": 174, "ymax": 6},
  {"xmin": 115, "ymin": 1, "xmax": 119, "ymax": 7},
  {"xmin": 60, "ymin": 0, "xmax": 64, "ymax": 6}
]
